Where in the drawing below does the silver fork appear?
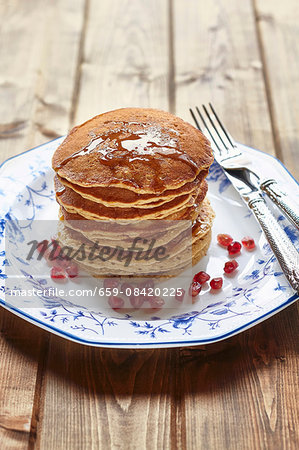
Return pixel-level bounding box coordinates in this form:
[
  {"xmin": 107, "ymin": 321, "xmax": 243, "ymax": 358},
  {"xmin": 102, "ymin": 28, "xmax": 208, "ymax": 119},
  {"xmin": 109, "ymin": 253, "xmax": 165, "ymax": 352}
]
[
  {"xmin": 190, "ymin": 104, "xmax": 299, "ymax": 229},
  {"xmin": 190, "ymin": 104, "xmax": 299, "ymax": 293}
]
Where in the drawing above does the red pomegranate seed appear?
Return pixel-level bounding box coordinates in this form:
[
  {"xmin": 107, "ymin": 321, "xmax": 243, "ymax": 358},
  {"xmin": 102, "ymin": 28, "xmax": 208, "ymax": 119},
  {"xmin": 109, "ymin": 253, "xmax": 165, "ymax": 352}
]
[
  {"xmin": 104, "ymin": 278, "xmax": 120, "ymax": 289},
  {"xmin": 242, "ymin": 236, "xmax": 256, "ymax": 250},
  {"xmin": 224, "ymin": 260, "xmax": 239, "ymax": 274},
  {"xmin": 56, "ymin": 255, "xmax": 72, "ymax": 267},
  {"xmin": 139, "ymin": 279, "xmax": 154, "ymax": 291},
  {"xmin": 227, "ymin": 241, "xmax": 242, "ymax": 255},
  {"xmin": 121, "ymin": 282, "xmax": 134, "ymax": 295},
  {"xmin": 217, "ymin": 233, "xmax": 233, "ymax": 247},
  {"xmin": 108, "ymin": 296, "xmax": 124, "ymax": 309},
  {"xmin": 189, "ymin": 281, "xmax": 202, "ymax": 297},
  {"xmin": 65, "ymin": 263, "xmax": 79, "ymax": 278},
  {"xmin": 49, "ymin": 244, "xmax": 62, "ymax": 260},
  {"xmin": 210, "ymin": 277, "xmax": 223, "ymax": 290},
  {"xmin": 37, "ymin": 240, "xmax": 49, "ymax": 253},
  {"xmin": 193, "ymin": 271, "xmax": 210, "ymax": 284},
  {"xmin": 129, "ymin": 295, "xmax": 144, "ymax": 309},
  {"xmin": 175, "ymin": 288, "xmax": 186, "ymax": 302},
  {"xmin": 149, "ymin": 296, "xmax": 165, "ymax": 310},
  {"xmin": 50, "ymin": 266, "xmax": 66, "ymax": 280}
]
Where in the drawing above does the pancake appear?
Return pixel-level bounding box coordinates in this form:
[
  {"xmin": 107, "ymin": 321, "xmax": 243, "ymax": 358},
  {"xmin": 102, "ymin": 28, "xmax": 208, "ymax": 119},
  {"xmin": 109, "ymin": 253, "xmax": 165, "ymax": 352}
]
[
  {"xmin": 52, "ymin": 108, "xmax": 213, "ymax": 193},
  {"xmin": 60, "ymin": 197, "xmax": 214, "ymax": 246},
  {"xmin": 57, "ymin": 225, "xmax": 212, "ymax": 277},
  {"xmin": 56, "ymin": 170, "xmax": 208, "ymax": 207},
  {"xmin": 52, "ymin": 108, "xmax": 215, "ymax": 277},
  {"xmin": 58, "ymin": 198, "xmax": 213, "ymax": 252},
  {"xmin": 56, "ymin": 200, "xmax": 215, "ymax": 277},
  {"xmin": 54, "ymin": 176, "xmax": 208, "ymax": 220}
]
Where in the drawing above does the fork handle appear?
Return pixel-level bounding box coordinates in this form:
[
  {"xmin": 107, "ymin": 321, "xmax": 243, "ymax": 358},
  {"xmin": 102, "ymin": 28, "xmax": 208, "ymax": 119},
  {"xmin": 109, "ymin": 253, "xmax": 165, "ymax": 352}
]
[
  {"xmin": 248, "ymin": 197, "xmax": 299, "ymax": 292},
  {"xmin": 260, "ymin": 179, "xmax": 299, "ymax": 229}
]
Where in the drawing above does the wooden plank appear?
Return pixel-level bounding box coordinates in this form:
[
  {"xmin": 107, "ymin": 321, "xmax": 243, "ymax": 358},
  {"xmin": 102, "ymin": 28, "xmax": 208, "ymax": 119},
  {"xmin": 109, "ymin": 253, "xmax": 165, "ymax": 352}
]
[
  {"xmin": 173, "ymin": 1, "xmax": 299, "ymax": 448},
  {"xmin": 36, "ymin": 342, "xmax": 181, "ymax": 450},
  {"xmin": 73, "ymin": 0, "xmax": 170, "ymax": 125},
  {"xmin": 253, "ymin": 0, "xmax": 299, "ymax": 178},
  {"xmin": 174, "ymin": 0, "xmax": 275, "ymax": 155},
  {"xmin": 37, "ymin": 1, "xmax": 181, "ymax": 449},
  {"xmin": 0, "ymin": 0, "xmax": 85, "ymax": 163},
  {"xmin": 0, "ymin": 0, "xmax": 45, "ymax": 164},
  {"xmin": 0, "ymin": 308, "xmax": 48, "ymax": 450},
  {"xmin": 0, "ymin": 1, "xmax": 86, "ymax": 449},
  {"xmin": 179, "ymin": 305, "xmax": 299, "ymax": 450}
]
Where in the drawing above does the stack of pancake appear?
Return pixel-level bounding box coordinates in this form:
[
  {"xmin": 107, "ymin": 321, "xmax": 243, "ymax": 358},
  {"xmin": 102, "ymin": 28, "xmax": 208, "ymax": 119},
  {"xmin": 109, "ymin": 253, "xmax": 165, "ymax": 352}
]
[{"xmin": 52, "ymin": 108, "xmax": 215, "ymax": 277}]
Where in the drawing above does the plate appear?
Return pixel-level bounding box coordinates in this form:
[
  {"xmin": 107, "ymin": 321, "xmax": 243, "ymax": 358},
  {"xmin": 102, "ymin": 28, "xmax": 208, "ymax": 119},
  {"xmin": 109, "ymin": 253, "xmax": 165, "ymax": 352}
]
[{"xmin": 0, "ymin": 137, "xmax": 298, "ymax": 348}]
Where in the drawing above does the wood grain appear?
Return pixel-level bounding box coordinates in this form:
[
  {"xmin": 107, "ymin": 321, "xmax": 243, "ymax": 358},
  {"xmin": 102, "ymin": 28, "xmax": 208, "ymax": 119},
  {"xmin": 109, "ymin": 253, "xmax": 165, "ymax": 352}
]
[
  {"xmin": 179, "ymin": 304, "xmax": 299, "ymax": 450},
  {"xmin": 0, "ymin": 1, "xmax": 298, "ymax": 449},
  {"xmin": 73, "ymin": 0, "xmax": 170, "ymax": 125},
  {"xmin": 0, "ymin": 0, "xmax": 86, "ymax": 164},
  {"xmin": 253, "ymin": 0, "xmax": 299, "ymax": 178},
  {"xmin": 173, "ymin": 1, "xmax": 299, "ymax": 448},
  {"xmin": 173, "ymin": 0, "xmax": 275, "ymax": 155},
  {"xmin": 0, "ymin": 1, "xmax": 85, "ymax": 449},
  {"xmin": 0, "ymin": 308, "xmax": 48, "ymax": 450},
  {"xmin": 36, "ymin": 342, "xmax": 182, "ymax": 449}
]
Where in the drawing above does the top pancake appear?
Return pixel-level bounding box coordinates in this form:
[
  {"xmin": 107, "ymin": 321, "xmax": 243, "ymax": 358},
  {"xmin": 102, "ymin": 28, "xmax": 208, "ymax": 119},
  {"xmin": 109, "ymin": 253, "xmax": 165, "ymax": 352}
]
[{"xmin": 52, "ymin": 108, "xmax": 213, "ymax": 194}]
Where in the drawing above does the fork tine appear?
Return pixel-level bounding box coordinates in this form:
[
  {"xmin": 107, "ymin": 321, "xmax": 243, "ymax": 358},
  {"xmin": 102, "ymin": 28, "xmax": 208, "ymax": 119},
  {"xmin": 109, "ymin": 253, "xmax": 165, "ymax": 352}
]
[
  {"xmin": 208, "ymin": 103, "xmax": 236, "ymax": 148},
  {"xmin": 189, "ymin": 108, "xmax": 201, "ymax": 131},
  {"xmin": 202, "ymin": 104, "xmax": 230, "ymax": 151},
  {"xmin": 194, "ymin": 106, "xmax": 224, "ymax": 155}
]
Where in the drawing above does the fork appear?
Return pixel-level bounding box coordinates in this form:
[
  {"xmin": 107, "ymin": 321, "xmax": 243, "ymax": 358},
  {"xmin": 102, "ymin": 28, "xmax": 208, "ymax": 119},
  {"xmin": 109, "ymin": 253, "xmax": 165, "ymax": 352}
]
[
  {"xmin": 190, "ymin": 104, "xmax": 299, "ymax": 293},
  {"xmin": 190, "ymin": 104, "xmax": 299, "ymax": 229}
]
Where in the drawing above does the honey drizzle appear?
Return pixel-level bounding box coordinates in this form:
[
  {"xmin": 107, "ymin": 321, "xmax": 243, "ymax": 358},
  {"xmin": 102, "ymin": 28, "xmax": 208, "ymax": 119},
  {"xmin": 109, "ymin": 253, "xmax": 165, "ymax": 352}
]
[{"xmin": 56, "ymin": 122, "xmax": 198, "ymax": 192}]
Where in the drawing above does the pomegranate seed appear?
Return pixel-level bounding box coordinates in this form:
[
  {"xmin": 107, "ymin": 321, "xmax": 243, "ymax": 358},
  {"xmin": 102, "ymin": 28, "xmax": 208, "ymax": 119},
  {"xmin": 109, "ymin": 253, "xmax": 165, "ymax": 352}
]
[
  {"xmin": 37, "ymin": 240, "xmax": 49, "ymax": 253},
  {"xmin": 129, "ymin": 295, "xmax": 144, "ymax": 309},
  {"xmin": 175, "ymin": 288, "xmax": 186, "ymax": 302},
  {"xmin": 121, "ymin": 282, "xmax": 134, "ymax": 295},
  {"xmin": 65, "ymin": 263, "xmax": 79, "ymax": 278},
  {"xmin": 242, "ymin": 236, "xmax": 256, "ymax": 250},
  {"xmin": 217, "ymin": 233, "xmax": 233, "ymax": 247},
  {"xmin": 56, "ymin": 255, "xmax": 72, "ymax": 267},
  {"xmin": 50, "ymin": 266, "xmax": 66, "ymax": 280},
  {"xmin": 149, "ymin": 296, "xmax": 165, "ymax": 310},
  {"xmin": 227, "ymin": 241, "xmax": 242, "ymax": 255},
  {"xmin": 104, "ymin": 278, "xmax": 120, "ymax": 289},
  {"xmin": 108, "ymin": 296, "xmax": 124, "ymax": 309},
  {"xmin": 139, "ymin": 279, "xmax": 154, "ymax": 290},
  {"xmin": 189, "ymin": 281, "xmax": 201, "ymax": 297},
  {"xmin": 224, "ymin": 260, "xmax": 239, "ymax": 274},
  {"xmin": 193, "ymin": 271, "xmax": 210, "ymax": 284},
  {"xmin": 138, "ymin": 279, "xmax": 154, "ymax": 297},
  {"xmin": 49, "ymin": 244, "xmax": 62, "ymax": 260},
  {"xmin": 210, "ymin": 277, "xmax": 223, "ymax": 290}
]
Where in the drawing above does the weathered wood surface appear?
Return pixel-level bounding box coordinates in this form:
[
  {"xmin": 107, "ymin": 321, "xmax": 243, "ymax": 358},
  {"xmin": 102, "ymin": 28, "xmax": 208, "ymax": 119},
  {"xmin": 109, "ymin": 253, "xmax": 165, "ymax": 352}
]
[
  {"xmin": 0, "ymin": 0, "xmax": 298, "ymax": 449},
  {"xmin": 254, "ymin": 0, "xmax": 299, "ymax": 178}
]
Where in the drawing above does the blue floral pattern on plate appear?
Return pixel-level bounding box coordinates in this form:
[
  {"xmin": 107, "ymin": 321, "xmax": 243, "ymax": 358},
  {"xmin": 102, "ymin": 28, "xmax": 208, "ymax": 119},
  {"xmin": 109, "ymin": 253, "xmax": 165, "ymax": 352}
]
[{"xmin": 0, "ymin": 138, "xmax": 298, "ymax": 348}]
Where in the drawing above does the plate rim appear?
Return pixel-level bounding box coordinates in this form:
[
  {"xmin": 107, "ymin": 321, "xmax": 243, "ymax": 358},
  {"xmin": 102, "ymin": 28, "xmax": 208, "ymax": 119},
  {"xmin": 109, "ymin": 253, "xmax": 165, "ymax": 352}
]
[
  {"xmin": 0, "ymin": 293, "xmax": 298, "ymax": 348},
  {"xmin": 0, "ymin": 137, "xmax": 298, "ymax": 348}
]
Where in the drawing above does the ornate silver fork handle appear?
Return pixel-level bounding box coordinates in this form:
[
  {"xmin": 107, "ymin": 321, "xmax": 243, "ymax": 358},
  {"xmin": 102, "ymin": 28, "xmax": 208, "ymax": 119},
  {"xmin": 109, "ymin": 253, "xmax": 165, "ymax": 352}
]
[
  {"xmin": 248, "ymin": 196, "xmax": 299, "ymax": 292},
  {"xmin": 260, "ymin": 179, "xmax": 299, "ymax": 229}
]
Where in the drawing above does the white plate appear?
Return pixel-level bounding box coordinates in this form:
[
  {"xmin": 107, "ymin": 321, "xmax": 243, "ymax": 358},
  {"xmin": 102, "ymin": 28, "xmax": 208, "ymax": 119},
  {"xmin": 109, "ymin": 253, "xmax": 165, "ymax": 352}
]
[{"xmin": 0, "ymin": 137, "xmax": 298, "ymax": 348}]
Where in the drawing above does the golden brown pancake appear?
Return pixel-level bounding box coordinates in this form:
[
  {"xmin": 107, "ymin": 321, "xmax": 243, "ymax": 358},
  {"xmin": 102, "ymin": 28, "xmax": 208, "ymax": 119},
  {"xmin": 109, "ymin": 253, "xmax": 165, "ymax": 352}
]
[
  {"xmin": 58, "ymin": 198, "xmax": 214, "ymax": 250},
  {"xmin": 52, "ymin": 108, "xmax": 215, "ymax": 276},
  {"xmin": 52, "ymin": 108, "xmax": 213, "ymax": 193},
  {"xmin": 54, "ymin": 176, "xmax": 208, "ymax": 221},
  {"xmin": 56, "ymin": 170, "xmax": 208, "ymax": 207}
]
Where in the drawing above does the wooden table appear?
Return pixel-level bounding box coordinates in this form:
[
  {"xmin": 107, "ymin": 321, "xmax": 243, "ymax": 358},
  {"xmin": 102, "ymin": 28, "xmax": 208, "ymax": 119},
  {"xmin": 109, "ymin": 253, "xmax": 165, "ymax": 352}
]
[{"xmin": 0, "ymin": 1, "xmax": 298, "ymax": 449}]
